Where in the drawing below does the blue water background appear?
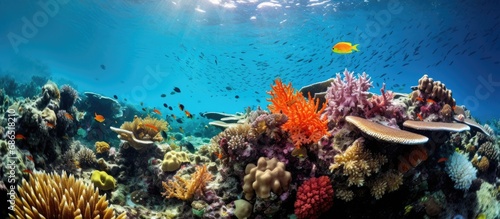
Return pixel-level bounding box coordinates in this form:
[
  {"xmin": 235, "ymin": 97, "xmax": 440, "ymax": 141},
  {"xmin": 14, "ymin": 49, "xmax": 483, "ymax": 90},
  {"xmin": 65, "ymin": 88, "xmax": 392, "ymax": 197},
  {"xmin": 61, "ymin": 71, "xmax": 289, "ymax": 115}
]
[{"xmin": 0, "ymin": 0, "xmax": 499, "ymax": 121}]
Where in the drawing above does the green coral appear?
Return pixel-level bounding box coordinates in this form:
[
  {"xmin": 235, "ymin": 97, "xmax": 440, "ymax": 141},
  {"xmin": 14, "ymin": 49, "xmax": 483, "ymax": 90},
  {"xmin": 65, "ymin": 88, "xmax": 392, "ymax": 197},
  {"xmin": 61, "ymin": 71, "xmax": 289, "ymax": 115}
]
[{"xmin": 91, "ymin": 170, "xmax": 116, "ymax": 191}]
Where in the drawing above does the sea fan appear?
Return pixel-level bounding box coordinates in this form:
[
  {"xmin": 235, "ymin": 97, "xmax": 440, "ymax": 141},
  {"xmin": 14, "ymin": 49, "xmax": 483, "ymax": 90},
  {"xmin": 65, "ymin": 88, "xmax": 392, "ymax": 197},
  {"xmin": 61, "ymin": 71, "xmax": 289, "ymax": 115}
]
[{"xmin": 445, "ymin": 152, "xmax": 477, "ymax": 190}]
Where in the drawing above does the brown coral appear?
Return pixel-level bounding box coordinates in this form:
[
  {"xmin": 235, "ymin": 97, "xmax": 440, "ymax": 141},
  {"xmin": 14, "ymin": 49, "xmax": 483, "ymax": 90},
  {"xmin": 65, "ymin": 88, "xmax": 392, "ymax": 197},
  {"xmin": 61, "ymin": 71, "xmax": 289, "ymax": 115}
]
[
  {"xmin": 9, "ymin": 171, "xmax": 125, "ymax": 219},
  {"xmin": 161, "ymin": 164, "xmax": 213, "ymax": 200},
  {"xmin": 243, "ymin": 157, "xmax": 292, "ymax": 200},
  {"xmin": 417, "ymin": 74, "xmax": 456, "ymax": 107},
  {"xmin": 369, "ymin": 170, "xmax": 403, "ymax": 199},
  {"xmin": 95, "ymin": 141, "xmax": 110, "ymax": 154},
  {"xmin": 478, "ymin": 141, "xmax": 499, "ymax": 161},
  {"xmin": 329, "ymin": 137, "xmax": 387, "ymax": 187},
  {"xmin": 472, "ymin": 154, "xmax": 490, "ymax": 172},
  {"xmin": 76, "ymin": 147, "xmax": 97, "ymax": 168}
]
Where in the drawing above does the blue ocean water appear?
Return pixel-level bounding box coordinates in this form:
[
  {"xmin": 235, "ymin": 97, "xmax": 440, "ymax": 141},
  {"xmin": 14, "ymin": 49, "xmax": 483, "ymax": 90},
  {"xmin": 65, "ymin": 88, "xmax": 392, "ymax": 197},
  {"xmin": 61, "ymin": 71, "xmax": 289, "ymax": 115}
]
[{"xmin": 0, "ymin": 0, "xmax": 499, "ymax": 122}]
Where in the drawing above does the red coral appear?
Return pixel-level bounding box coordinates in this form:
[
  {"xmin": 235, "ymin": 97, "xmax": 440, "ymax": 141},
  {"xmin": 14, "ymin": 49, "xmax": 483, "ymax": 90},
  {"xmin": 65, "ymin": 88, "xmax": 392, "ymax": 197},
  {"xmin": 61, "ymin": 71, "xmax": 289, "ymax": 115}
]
[{"xmin": 294, "ymin": 176, "xmax": 334, "ymax": 219}]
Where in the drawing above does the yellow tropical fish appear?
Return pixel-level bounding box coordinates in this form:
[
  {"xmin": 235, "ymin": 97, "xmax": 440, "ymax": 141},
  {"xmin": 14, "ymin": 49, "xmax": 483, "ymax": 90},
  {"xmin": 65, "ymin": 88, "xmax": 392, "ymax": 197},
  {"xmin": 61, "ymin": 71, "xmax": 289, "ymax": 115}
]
[{"xmin": 332, "ymin": 42, "xmax": 359, "ymax": 54}]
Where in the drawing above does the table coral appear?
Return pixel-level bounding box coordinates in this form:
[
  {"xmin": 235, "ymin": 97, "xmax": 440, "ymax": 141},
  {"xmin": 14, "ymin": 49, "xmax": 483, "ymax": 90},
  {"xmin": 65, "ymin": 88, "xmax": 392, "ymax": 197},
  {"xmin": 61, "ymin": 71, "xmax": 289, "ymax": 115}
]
[
  {"xmin": 161, "ymin": 164, "xmax": 213, "ymax": 200},
  {"xmin": 294, "ymin": 176, "xmax": 334, "ymax": 219},
  {"xmin": 267, "ymin": 78, "xmax": 327, "ymax": 148}
]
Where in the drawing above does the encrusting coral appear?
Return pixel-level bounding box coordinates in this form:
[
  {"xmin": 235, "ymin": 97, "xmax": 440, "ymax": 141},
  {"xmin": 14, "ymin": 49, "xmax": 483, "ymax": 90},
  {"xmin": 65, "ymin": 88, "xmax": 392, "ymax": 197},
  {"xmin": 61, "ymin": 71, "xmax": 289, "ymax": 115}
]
[
  {"xmin": 329, "ymin": 137, "xmax": 387, "ymax": 187},
  {"xmin": 91, "ymin": 170, "xmax": 117, "ymax": 191},
  {"xmin": 267, "ymin": 78, "xmax": 328, "ymax": 148},
  {"xmin": 161, "ymin": 151, "xmax": 190, "ymax": 172},
  {"xmin": 161, "ymin": 164, "xmax": 213, "ymax": 200},
  {"xmin": 9, "ymin": 171, "xmax": 125, "ymax": 219}
]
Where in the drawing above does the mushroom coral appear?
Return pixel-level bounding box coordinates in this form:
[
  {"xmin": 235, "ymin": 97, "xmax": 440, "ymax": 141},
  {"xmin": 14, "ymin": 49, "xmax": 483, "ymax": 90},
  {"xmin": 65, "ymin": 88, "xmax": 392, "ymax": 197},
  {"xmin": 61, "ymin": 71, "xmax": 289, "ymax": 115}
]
[{"xmin": 267, "ymin": 78, "xmax": 328, "ymax": 148}]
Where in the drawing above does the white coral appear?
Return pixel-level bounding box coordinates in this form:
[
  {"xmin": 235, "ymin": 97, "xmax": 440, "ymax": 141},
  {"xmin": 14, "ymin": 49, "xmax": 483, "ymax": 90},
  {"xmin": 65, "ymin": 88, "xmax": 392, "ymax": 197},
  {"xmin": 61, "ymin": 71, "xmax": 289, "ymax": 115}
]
[{"xmin": 445, "ymin": 152, "xmax": 477, "ymax": 190}]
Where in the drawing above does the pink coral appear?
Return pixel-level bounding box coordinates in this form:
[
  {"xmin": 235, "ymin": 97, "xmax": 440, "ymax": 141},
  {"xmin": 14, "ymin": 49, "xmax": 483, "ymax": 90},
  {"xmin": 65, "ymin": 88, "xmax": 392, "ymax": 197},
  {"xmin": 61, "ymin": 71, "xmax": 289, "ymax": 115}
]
[
  {"xmin": 323, "ymin": 69, "xmax": 373, "ymax": 124},
  {"xmin": 294, "ymin": 176, "xmax": 334, "ymax": 219}
]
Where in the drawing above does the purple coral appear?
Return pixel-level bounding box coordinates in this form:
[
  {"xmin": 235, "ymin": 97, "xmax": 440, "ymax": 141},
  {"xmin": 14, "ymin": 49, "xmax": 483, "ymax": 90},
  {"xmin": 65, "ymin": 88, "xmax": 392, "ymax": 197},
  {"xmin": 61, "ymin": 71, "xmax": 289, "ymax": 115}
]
[{"xmin": 323, "ymin": 69, "xmax": 373, "ymax": 124}]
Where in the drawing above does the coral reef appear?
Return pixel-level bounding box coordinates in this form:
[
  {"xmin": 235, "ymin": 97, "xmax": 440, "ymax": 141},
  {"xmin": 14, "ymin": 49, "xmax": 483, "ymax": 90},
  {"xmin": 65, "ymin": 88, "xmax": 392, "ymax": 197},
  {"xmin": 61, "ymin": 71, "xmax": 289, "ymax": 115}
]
[
  {"xmin": 161, "ymin": 164, "xmax": 213, "ymax": 200},
  {"xmin": 267, "ymin": 78, "xmax": 328, "ymax": 148},
  {"xmin": 9, "ymin": 171, "xmax": 125, "ymax": 219},
  {"xmin": 294, "ymin": 176, "xmax": 334, "ymax": 219}
]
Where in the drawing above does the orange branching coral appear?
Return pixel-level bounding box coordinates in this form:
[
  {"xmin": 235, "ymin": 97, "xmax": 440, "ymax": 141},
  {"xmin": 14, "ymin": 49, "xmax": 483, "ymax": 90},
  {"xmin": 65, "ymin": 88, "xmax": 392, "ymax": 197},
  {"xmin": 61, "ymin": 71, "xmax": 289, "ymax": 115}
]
[
  {"xmin": 267, "ymin": 78, "xmax": 328, "ymax": 148},
  {"xmin": 161, "ymin": 165, "xmax": 213, "ymax": 201}
]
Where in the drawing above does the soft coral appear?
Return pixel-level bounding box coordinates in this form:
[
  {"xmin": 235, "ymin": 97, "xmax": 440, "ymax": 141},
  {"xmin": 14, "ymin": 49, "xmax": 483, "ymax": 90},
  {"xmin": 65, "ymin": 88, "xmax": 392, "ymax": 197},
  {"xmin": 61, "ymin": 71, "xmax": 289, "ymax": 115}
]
[{"xmin": 267, "ymin": 79, "xmax": 328, "ymax": 148}]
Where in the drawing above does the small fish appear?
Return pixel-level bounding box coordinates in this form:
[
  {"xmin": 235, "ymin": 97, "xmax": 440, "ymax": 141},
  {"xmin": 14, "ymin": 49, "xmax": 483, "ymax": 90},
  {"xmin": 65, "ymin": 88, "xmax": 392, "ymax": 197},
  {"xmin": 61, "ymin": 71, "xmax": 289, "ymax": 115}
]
[
  {"xmin": 437, "ymin": 157, "xmax": 448, "ymax": 163},
  {"xmin": 168, "ymin": 106, "xmax": 173, "ymax": 110},
  {"xmin": 140, "ymin": 102, "xmax": 144, "ymax": 106},
  {"xmin": 163, "ymin": 103, "xmax": 168, "ymax": 108},
  {"xmin": 153, "ymin": 108, "xmax": 162, "ymax": 115},
  {"xmin": 46, "ymin": 122, "xmax": 56, "ymax": 128},
  {"xmin": 427, "ymin": 99, "xmax": 436, "ymax": 104},
  {"xmin": 214, "ymin": 152, "xmax": 223, "ymax": 160},
  {"xmin": 180, "ymin": 141, "xmax": 195, "ymax": 153},
  {"xmin": 176, "ymin": 118, "xmax": 183, "ymax": 123},
  {"xmin": 64, "ymin": 113, "xmax": 74, "ymax": 120},
  {"xmin": 144, "ymin": 123, "xmax": 159, "ymax": 132},
  {"xmin": 184, "ymin": 110, "xmax": 193, "ymax": 119},
  {"xmin": 142, "ymin": 107, "xmax": 147, "ymax": 112},
  {"xmin": 179, "ymin": 103, "xmax": 185, "ymax": 111},
  {"xmin": 291, "ymin": 147, "xmax": 308, "ymax": 158},
  {"xmin": 171, "ymin": 114, "xmax": 177, "ymax": 119},
  {"xmin": 160, "ymin": 130, "xmax": 168, "ymax": 139},
  {"xmin": 170, "ymin": 91, "xmax": 176, "ymax": 95},
  {"xmin": 23, "ymin": 169, "xmax": 33, "ymax": 174},
  {"xmin": 113, "ymin": 95, "xmax": 118, "ymax": 99},
  {"xmin": 100, "ymin": 64, "xmax": 106, "ymax": 70},
  {"xmin": 15, "ymin": 134, "xmax": 25, "ymax": 140},
  {"xmin": 332, "ymin": 42, "xmax": 359, "ymax": 54},
  {"xmin": 124, "ymin": 98, "xmax": 128, "ymax": 101},
  {"xmin": 235, "ymin": 95, "xmax": 239, "ymax": 99},
  {"xmin": 179, "ymin": 127, "xmax": 184, "ymax": 133},
  {"xmin": 26, "ymin": 155, "xmax": 34, "ymax": 161},
  {"xmin": 173, "ymin": 87, "xmax": 181, "ymax": 93},
  {"xmin": 161, "ymin": 94, "xmax": 166, "ymax": 97},
  {"xmin": 94, "ymin": 113, "xmax": 105, "ymax": 122}
]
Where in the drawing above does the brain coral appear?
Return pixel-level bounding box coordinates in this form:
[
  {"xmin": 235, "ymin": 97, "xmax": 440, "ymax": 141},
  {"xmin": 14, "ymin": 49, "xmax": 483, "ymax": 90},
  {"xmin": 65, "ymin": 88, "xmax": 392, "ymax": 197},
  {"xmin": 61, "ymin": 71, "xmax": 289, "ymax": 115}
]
[{"xmin": 294, "ymin": 176, "xmax": 334, "ymax": 219}]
